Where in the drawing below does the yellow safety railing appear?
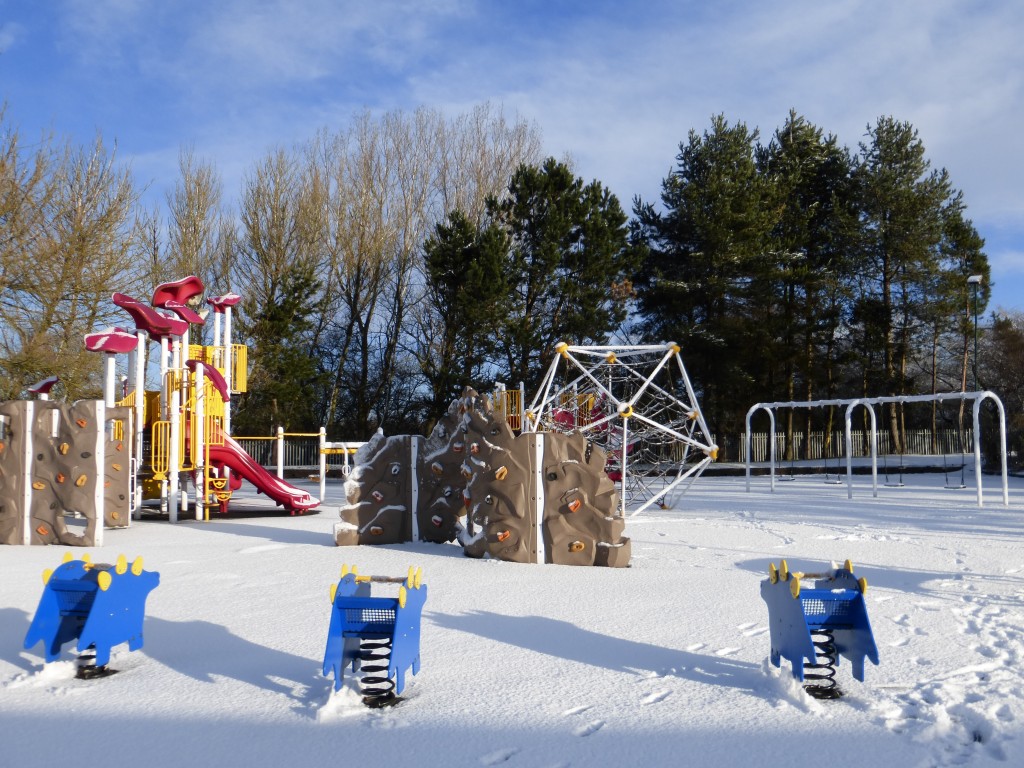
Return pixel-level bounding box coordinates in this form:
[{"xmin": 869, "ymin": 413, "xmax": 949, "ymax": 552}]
[
  {"xmin": 184, "ymin": 344, "xmax": 248, "ymax": 394},
  {"xmin": 231, "ymin": 344, "xmax": 248, "ymax": 393},
  {"xmin": 151, "ymin": 420, "xmax": 170, "ymax": 480},
  {"xmin": 502, "ymin": 389, "xmax": 522, "ymax": 432}
]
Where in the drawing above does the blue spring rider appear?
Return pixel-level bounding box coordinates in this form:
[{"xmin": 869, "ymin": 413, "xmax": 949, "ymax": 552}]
[
  {"xmin": 24, "ymin": 553, "xmax": 160, "ymax": 678},
  {"xmin": 323, "ymin": 565, "xmax": 427, "ymax": 707},
  {"xmin": 760, "ymin": 559, "xmax": 879, "ymax": 699}
]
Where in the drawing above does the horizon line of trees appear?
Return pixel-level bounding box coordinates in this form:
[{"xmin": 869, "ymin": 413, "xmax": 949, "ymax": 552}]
[{"xmin": 2, "ymin": 101, "xmax": 1021, "ymax": 462}]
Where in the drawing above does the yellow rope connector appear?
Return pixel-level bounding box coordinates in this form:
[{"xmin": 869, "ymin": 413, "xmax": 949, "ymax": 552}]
[
  {"xmin": 555, "ymin": 342, "xmax": 569, "ymax": 358},
  {"xmin": 619, "ymin": 405, "xmax": 633, "ymax": 419},
  {"xmin": 606, "ymin": 353, "xmax": 617, "ymax": 364},
  {"xmin": 667, "ymin": 342, "xmax": 681, "ymax": 354}
]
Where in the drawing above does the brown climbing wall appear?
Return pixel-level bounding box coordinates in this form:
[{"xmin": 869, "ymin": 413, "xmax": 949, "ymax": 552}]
[
  {"xmin": 29, "ymin": 401, "xmax": 101, "ymax": 545},
  {"xmin": 0, "ymin": 400, "xmax": 121, "ymax": 546},
  {"xmin": 460, "ymin": 403, "xmax": 537, "ymax": 562},
  {"xmin": 541, "ymin": 432, "xmax": 630, "ymax": 567},
  {"xmin": 335, "ymin": 433, "xmax": 416, "ymax": 546},
  {"xmin": 0, "ymin": 401, "xmax": 28, "ymax": 544},
  {"xmin": 460, "ymin": 391, "xmax": 631, "ymax": 567}
]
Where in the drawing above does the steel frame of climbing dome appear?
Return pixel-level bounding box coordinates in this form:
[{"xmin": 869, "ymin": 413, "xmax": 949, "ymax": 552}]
[
  {"xmin": 524, "ymin": 342, "xmax": 719, "ymax": 516},
  {"xmin": 743, "ymin": 390, "xmax": 1009, "ymax": 508}
]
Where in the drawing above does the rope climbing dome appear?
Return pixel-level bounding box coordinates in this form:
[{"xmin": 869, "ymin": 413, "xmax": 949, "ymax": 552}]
[{"xmin": 524, "ymin": 342, "xmax": 718, "ymax": 516}]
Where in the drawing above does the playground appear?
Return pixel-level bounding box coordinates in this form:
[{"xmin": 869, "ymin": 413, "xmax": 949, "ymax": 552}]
[
  {"xmin": 2, "ymin": 471, "xmax": 1022, "ymax": 767},
  {"xmin": 1, "ymin": 276, "xmax": 1022, "ymax": 765}
]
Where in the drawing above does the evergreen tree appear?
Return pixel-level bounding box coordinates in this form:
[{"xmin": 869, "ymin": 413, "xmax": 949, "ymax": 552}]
[
  {"xmin": 232, "ymin": 266, "xmax": 327, "ymax": 434},
  {"xmin": 758, "ymin": 111, "xmax": 856, "ymax": 454},
  {"xmin": 633, "ymin": 116, "xmax": 776, "ymax": 451},
  {"xmin": 418, "ymin": 209, "xmax": 511, "ymax": 424},
  {"xmin": 489, "ymin": 158, "xmax": 639, "ymax": 392},
  {"xmin": 852, "ymin": 117, "xmax": 978, "ymax": 449}
]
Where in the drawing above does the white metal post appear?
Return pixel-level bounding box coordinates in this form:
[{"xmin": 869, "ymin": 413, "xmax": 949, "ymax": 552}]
[
  {"xmin": 533, "ymin": 432, "xmax": 546, "ymax": 564},
  {"xmin": 276, "ymin": 426, "xmax": 284, "ymax": 479},
  {"xmin": 410, "ymin": 435, "xmax": 420, "ymax": 542},
  {"xmin": 133, "ymin": 330, "xmax": 146, "ymax": 516},
  {"xmin": 21, "ymin": 402, "xmax": 34, "ymax": 545},
  {"xmin": 195, "ymin": 363, "xmax": 205, "ymax": 521},
  {"xmin": 103, "ymin": 353, "xmax": 117, "ymax": 407},
  {"xmin": 93, "ymin": 401, "xmax": 106, "ymax": 547},
  {"xmin": 168, "ymin": 340, "xmax": 181, "ymax": 523},
  {"xmin": 319, "ymin": 427, "xmax": 327, "ymax": 503}
]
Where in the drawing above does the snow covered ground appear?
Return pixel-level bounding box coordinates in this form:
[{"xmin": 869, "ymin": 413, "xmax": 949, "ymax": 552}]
[{"xmin": 2, "ymin": 470, "xmax": 1022, "ymax": 767}]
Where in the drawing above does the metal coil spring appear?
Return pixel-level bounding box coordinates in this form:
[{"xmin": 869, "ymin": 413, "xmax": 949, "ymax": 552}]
[
  {"xmin": 75, "ymin": 647, "xmax": 115, "ymax": 680},
  {"xmin": 358, "ymin": 638, "xmax": 397, "ymax": 708},
  {"xmin": 803, "ymin": 629, "xmax": 842, "ymax": 699}
]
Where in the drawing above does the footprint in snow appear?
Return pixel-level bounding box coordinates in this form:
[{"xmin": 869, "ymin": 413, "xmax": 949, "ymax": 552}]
[
  {"xmin": 480, "ymin": 748, "xmax": 520, "ymax": 765},
  {"xmin": 715, "ymin": 647, "xmax": 740, "ymax": 657},
  {"xmin": 686, "ymin": 642, "xmax": 706, "ymax": 652},
  {"xmin": 562, "ymin": 704, "xmax": 591, "ymax": 717},
  {"xmin": 573, "ymin": 720, "xmax": 605, "ymax": 737},
  {"xmin": 643, "ymin": 690, "xmax": 672, "ymax": 705}
]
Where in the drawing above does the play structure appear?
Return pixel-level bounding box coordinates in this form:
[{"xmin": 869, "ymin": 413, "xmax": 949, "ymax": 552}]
[
  {"xmin": 523, "ymin": 342, "xmax": 718, "ymax": 515},
  {"xmin": 336, "ymin": 388, "xmax": 631, "ymax": 566},
  {"xmin": 24, "ymin": 552, "xmax": 160, "ymax": 678},
  {"xmin": 760, "ymin": 559, "xmax": 879, "ymax": 699},
  {"xmin": 1, "ymin": 276, "xmax": 319, "ymax": 546},
  {"xmin": 323, "ymin": 565, "xmax": 427, "ymax": 707},
  {"xmin": 744, "ymin": 391, "xmax": 1009, "ymax": 507}
]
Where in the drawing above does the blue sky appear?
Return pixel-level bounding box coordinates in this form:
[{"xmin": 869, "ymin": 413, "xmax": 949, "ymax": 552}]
[{"xmin": 2, "ymin": 0, "xmax": 1022, "ymax": 311}]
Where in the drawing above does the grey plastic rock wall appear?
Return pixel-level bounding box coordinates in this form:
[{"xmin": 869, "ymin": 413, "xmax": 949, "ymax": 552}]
[{"xmin": 335, "ymin": 433, "xmax": 416, "ymax": 546}]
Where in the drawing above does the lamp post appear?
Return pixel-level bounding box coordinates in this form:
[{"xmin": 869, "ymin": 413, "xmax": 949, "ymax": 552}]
[{"xmin": 967, "ymin": 275, "xmax": 982, "ymax": 392}]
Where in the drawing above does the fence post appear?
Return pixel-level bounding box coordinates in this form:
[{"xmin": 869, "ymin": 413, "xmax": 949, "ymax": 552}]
[
  {"xmin": 276, "ymin": 426, "xmax": 284, "ymax": 479},
  {"xmin": 319, "ymin": 427, "xmax": 326, "ymax": 502}
]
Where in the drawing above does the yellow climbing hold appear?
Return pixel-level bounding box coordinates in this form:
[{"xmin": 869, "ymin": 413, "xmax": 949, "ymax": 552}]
[
  {"xmin": 844, "ymin": 559, "xmax": 854, "ymax": 573},
  {"xmin": 97, "ymin": 571, "xmax": 112, "ymax": 591},
  {"xmin": 115, "ymin": 555, "xmax": 128, "ymax": 575},
  {"xmin": 131, "ymin": 556, "xmax": 144, "ymax": 576},
  {"xmin": 790, "ymin": 576, "xmax": 801, "ymax": 599},
  {"xmin": 858, "ymin": 576, "xmax": 868, "ymax": 594},
  {"xmin": 768, "ymin": 562, "xmax": 778, "ymax": 584},
  {"xmin": 398, "ymin": 585, "xmax": 407, "ymax": 609},
  {"xmin": 42, "ymin": 568, "xmax": 53, "ymax": 585},
  {"xmin": 62, "ymin": 551, "xmax": 74, "ymax": 563},
  {"xmin": 330, "ymin": 583, "xmax": 337, "ymax": 604},
  {"xmin": 779, "ymin": 559, "xmax": 789, "ymax": 581}
]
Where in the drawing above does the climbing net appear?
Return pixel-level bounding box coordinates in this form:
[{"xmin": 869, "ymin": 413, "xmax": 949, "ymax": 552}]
[{"xmin": 524, "ymin": 343, "xmax": 718, "ymax": 515}]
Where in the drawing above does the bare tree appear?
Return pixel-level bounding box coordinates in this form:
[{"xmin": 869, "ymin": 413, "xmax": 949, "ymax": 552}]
[{"xmin": 0, "ymin": 129, "xmax": 141, "ymax": 399}]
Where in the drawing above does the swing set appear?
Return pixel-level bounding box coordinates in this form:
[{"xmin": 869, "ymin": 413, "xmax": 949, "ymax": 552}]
[{"xmin": 744, "ymin": 391, "xmax": 1009, "ymax": 508}]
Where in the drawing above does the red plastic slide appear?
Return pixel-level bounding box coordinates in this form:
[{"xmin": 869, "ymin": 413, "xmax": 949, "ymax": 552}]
[{"xmin": 207, "ymin": 434, "xmax": 319, "ymax": 514}]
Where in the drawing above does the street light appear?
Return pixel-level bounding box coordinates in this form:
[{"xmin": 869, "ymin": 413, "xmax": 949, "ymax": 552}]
[{"xmin": 967, "ymin": 274, "xmax": 982, "ymax": 392}]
